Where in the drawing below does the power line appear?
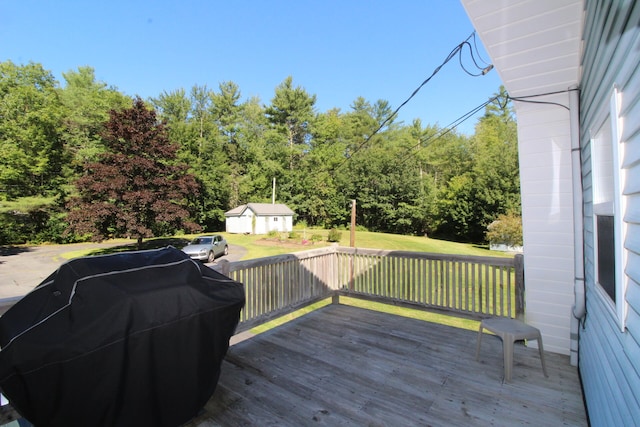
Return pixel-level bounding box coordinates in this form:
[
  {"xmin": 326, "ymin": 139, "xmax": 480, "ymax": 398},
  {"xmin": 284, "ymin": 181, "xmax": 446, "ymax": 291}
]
[
  {"xmin": 507, "ymin": 89, "xmax": 574, "ymax": 111},
  {"xmin": 471, "ymin": 32, "xmax": 491, "ymax": 67},
  {"xmin": 396, "ymin": 95, "xmax": 499, "ymax": 166},
  {"xmin": 398, "ymin": 87, "xmax": 579, "ymax": 166},
  {"xmin": 333, "ymin": 31, "xmax": 493, "ymax": 172}
]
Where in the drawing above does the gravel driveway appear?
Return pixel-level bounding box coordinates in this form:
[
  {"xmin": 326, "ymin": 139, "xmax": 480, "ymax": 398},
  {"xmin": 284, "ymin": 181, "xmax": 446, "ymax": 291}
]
[{"xmin": 0, "ymin": 242, "xmax": 246, "ymax": 299}]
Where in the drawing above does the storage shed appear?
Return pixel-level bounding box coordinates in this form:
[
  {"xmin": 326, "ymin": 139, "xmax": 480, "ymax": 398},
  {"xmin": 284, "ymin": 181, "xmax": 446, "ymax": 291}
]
[{"xmin": 225, "ymin": 203, "xmax": 294, "ymax": 235}]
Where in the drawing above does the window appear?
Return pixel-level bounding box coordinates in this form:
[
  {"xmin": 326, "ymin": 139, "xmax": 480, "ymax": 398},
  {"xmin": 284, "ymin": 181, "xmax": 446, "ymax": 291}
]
[
  {"xmin": 596, "ymin": 215, "xmax": 615, "ymax": 299},
  {"xmin": 591, "ymin": 86, "xmax": 626, "ymax": 330}
]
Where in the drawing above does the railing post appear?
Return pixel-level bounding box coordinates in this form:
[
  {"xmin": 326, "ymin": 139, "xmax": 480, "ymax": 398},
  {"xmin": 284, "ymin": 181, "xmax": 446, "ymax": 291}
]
[
  {"xmin": 217, "ymin": 259, "xmax": 231, "ymax": 277},
  {"xmin": 514, "ymin": 254, "xmax": 525, "ymax": 320}
]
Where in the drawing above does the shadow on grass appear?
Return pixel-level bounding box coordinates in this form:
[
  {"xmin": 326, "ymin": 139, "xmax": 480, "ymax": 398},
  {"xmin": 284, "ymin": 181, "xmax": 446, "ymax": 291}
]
[
  {"xmin": 472, "ymin": 244, "xmax": 490, "ymax": 251},
  {"xmin": 88, "ymin": 237, "xmax": 192, "ymax": 257}
]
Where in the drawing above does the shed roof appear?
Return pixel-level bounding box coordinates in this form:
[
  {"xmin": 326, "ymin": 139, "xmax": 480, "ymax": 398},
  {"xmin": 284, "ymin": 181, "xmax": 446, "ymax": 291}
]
[{"xmin": 224, "ymin": 203, "xmax": 294, "ymax": 217}]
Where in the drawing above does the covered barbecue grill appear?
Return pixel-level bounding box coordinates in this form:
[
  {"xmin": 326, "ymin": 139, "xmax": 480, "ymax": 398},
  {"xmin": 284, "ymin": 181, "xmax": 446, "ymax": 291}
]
[{"xmin": 0, "ymin": 246, "xmax": 245, "ymax": 427}]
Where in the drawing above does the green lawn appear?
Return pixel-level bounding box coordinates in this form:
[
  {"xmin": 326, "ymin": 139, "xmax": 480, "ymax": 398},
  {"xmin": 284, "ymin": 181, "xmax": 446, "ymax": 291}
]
[
  {"xmin": 58, "ymin": 229, "xmax": 508, "ymax": 335},
  {"xmin": 249, "ymin": 296, "xmax": 481, "ymax": 336},
  {"xmin": 60, "ymin": 228, "xmax": 510, "ymax": 261},
  {"xmin": 0, "ymin": 196, "xmax": 57, "ymax": 213}
]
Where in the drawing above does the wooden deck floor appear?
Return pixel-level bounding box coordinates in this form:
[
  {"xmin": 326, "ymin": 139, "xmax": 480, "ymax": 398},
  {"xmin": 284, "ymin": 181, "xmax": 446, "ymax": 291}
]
[{"xmin": 186, "ymin": 303, "xmax": 587, "ymax": 426}]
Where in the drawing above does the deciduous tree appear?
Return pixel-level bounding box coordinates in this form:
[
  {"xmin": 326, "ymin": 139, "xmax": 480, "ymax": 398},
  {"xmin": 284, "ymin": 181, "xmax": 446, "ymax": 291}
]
[
  {"xmin": 66, "ymin": 98, "xmax": 201, "ymax": 245},
  {"xmin": 0, "ymin": 61, "xmax": 64, "ymax": 199},
  {"xmin": 59, "ymin": 66, "xmax": 131, "ymax": 171}
]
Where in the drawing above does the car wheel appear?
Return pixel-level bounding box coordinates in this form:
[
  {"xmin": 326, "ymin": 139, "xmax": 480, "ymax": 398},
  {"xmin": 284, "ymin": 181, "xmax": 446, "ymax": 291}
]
[
  {"xmin": 223, "ymin": 245, "xmax": 229, "ymax": 256},
  {"xmin": 208, "ymin": 251, "xmax": 216, "ymax": 263}
]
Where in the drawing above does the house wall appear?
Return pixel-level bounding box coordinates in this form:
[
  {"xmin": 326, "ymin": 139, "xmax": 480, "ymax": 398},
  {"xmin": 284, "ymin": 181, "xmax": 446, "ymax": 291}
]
[
  {"xmin": 255, "ymin": 216, "xmax": 268, "ymax": 235},
  {"xmin": 459, "ymin": 0, "xmax": 583, "ymax": 358},
  {"xmin": 226, "ymin": 213, "xmax": 253, "ymax": 234},
  {"xmin": 228, "ymin": 213, "xmax": 293, "ymax": 235},
  {"xmin": 579, "ymin": 1, "xmax": 640, "ymax": 424},
  {"xmin": 515, "ymin": 98, "xmax": 576, "ymax": 356},
  {"xmin": 226, "ymin": 209, "xmax": 255, "ymax": 234},
  {"xmin": 258, "ymin": 215, "xmax": 293, "ymax": 234}
]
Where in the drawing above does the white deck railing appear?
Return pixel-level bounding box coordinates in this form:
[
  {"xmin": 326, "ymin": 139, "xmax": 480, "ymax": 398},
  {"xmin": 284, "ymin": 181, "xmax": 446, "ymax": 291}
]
[{"xmin": 216, "ymin": 246, "xmax": 524, "ymax": 332}]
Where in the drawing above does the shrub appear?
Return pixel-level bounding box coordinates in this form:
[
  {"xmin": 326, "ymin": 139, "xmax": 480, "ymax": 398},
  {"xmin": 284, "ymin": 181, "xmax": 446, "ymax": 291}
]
[
  {"xmin": 0, "ymin": 208, "xmax": 83, "ymax": 245},
  {"xmin": 327, "ymin": 228, "xmax": 342, "ymax": 243},
  {"xmin": 267, "ymin": 230, "xmax": 279, "ymax": 239},
  {"xmin": 486, "ymin": 213, "xmax": 523, "ymax": 247},
  {"xmin": 310, "ymin": 234, "xmax": 323, "ymax": 243},
  {"xmin": 288, "ymin": 231, "xmax": 299, "ymax": 240}
]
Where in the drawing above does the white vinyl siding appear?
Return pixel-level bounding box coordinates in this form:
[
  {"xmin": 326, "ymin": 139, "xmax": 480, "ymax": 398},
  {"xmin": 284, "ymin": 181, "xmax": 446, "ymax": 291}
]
[
  {"xmin": 515, "ymin": 100, "xmax": 575, "ymax": 355},
  {"xmin": 461, "ymin": 0, "xmax": 584, "ymax": 358},
  {"xmin": 225, "ymin": 204, "xmax": 294, "ymax": 235}
]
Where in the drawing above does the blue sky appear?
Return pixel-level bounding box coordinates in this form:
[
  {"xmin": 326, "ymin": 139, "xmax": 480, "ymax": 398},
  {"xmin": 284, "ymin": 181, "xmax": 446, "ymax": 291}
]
[{"xmin": 1, "ymin": 0, "xmax": 502, "ymax": 135}]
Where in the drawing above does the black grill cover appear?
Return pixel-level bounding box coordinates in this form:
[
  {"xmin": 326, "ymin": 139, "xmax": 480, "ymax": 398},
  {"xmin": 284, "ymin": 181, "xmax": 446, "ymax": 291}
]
[{"xmin": 0, "ymin": 246, "xmax": 245, "ymax": 427}]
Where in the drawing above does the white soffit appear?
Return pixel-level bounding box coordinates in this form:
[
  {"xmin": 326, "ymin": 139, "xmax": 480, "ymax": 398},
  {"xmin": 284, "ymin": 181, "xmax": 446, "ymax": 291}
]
[{"xmin": 461, "ymin": 0, "xmax": 583, "ymax": 97}]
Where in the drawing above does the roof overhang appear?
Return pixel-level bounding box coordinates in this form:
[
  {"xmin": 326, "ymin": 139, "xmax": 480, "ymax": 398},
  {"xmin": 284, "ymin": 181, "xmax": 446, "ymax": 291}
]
[{"xmin": 461, "ymin": 0, "xmax": 584, "ymax": 97}]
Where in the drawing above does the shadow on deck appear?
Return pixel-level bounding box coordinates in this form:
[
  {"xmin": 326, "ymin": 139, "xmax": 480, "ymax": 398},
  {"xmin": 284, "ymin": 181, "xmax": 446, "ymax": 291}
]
[{"xmin": 186, "ymin": 303, "xmax": 587, "ymax": 426}]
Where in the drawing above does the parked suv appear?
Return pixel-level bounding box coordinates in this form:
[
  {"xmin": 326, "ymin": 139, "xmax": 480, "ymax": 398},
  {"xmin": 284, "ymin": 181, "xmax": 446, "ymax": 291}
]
[{"xmin": 182, "ymin": 235, "xmax": 229, "ymax": 263}]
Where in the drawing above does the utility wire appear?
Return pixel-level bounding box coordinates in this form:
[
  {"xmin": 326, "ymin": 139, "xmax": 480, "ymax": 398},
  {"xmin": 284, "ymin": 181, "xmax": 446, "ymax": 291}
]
[
  {"xmin": 507, "ymin": 88, "xmax": 579, "ymax": 111},
  {"xmin": 471, "ymin": 32, "xmax": 491, "ymax": 67},
  {"xmin": 333, "ymin": 31, "xmax": 492, "ymax": 172},
  {"xmin": 399, "ymin": 87, "xmax": 579, "ymax": 166},
  {"xmin": 396, "ymin": 95, "xmax": 499, "ymax": 166},
  {"xmin": 458, "ymin": 40, "xmax": 492, "ymax": 76}
]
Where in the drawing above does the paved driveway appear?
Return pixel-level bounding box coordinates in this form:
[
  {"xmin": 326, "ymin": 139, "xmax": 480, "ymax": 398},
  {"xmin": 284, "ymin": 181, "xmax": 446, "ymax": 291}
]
[{"xmin": 0, "ymin": 243, "xmax": 246, "ymax": 299}]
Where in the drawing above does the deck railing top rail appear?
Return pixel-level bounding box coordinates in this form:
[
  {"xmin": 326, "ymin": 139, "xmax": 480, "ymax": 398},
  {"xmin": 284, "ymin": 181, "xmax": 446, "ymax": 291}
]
[{"xmin": 334, "ymin": 246, "xmax": 518, "ymax": 266}]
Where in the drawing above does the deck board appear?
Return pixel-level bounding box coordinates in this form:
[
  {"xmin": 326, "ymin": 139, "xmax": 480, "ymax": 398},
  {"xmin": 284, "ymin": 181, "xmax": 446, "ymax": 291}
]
[{"xmin": 186, "ymin": 303, "xmax": 587, "ymax": 426}]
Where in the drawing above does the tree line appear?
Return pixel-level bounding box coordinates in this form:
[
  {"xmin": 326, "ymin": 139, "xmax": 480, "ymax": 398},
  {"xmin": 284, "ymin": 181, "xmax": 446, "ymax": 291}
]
[{"xmin": 0, "ymin": 60, "xmax": 520, "ymax": 245}]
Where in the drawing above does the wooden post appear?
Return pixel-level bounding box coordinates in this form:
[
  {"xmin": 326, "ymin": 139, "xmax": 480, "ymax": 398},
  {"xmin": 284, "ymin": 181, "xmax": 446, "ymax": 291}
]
[
  {"xmin": 350, "ymin": 200, "xmax": 356, "ymax": 247},
  {"xmin": 349, "ymin": 200, "xmax": 356, "ymax": 291},
  {"xmin": 514, "ymin": 254, "xmax": 525, "ymax": 320},
  {"xmin": 272, "ymin": 177, "xmax": 276, "ymax": 204},
  {"xmin": 218, "ymin": 259, "xmax": 231, "ymax": 278}
]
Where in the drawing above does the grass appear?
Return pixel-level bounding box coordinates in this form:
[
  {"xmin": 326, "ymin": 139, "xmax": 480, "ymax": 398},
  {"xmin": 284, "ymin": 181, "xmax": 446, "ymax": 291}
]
[
  {"xmin": 248, "ymin": 296, "xmax": 480, "ymax": 337},
  {"xmin": 0, "ymin": 196, "xmax": 57, "ymax": 213},
  {"xmin": 59, "ymin": 228, "xmax": 511, "ymax": 261},
  {"xmin": 339, "ymin": 296, "xmax": 480, "ymax": 331},
  {"xmin": 59, "ymin": 237, "xmax": 190, "ymax": 260},
  {"xmin": 55, "ymin": 229, "xmax": 508, "ymax": 336},
  {"xmin": 332, "ymin": 229, "xmax": 509, "ymax": 257}
]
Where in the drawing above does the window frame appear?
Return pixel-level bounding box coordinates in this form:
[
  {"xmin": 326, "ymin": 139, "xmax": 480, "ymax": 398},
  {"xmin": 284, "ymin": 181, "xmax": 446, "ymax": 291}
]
[{"xmin": 590, "ymin": 86, "xmax": 627, "ymax": 331}]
